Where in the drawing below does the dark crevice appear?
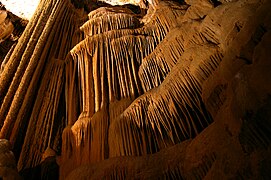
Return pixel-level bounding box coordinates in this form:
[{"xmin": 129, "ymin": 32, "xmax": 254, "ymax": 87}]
[{"xmin": 211, "ymin": 0, "xmax": 222, "ymax": 7}]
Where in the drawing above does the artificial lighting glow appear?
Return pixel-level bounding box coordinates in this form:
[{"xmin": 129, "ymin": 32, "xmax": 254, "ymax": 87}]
[
  {"xmin": 1, "ymin": 0, "xmax": 143, "ymax": 20},
  {"xmin": 1, "ymin": 0, "xmax": 40, "ymax": 19}
]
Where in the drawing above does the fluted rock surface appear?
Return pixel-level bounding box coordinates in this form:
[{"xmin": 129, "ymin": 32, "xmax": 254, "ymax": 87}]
[
  {"xmin": 0, "ymin": 0, "xmax": 85, "ymax": 176},
  {"xmin": 66, "ymin": 0, "xmax": 271, "ymax": 178},
  {"xmin": 0, "ymin": 0, "xmax": 270, "ymax": 179}
]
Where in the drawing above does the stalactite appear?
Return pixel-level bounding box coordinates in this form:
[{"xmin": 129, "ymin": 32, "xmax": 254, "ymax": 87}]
[
  {"xmin": 109, "ymin": 43, "xmax": 225, "ymax": 157},
  {"xmin": 67, "ymin": 0, "xmax": 185, "ymax": 108},
  {"xmin": 81, "ymin": 13, "xmax": 140, "ymax": 37},
  {"xmin": 0, "ymin": 0, "xmax": 86, "ymax": 174},
  {"xmin": 65, "ymin": 53, "xmax": 81, "ymax": 126},
  {"xmin": 110, "ymin": 35, "xmax": 156, "ymax": 98},
  {"xmin": 17, "ymin": 60, "xmax": 65, "ymax": 171},
  {"xmin": 0, "ymin": 0, "xmax": 65, "ymax": 136},
  {"xmin": 88, "ymin": 6, "xmax": 135, "ymax": 20},
  {"xmin": 0, "ymin": 0, "xmax": 53, "ymax": 104},
  {"xmin": 139, "ymin": 28, "xmax": 187, "ymax": 92},
  {"xmin": 61, "ymin": 2, "xmax": 189, "ymax": 177}
]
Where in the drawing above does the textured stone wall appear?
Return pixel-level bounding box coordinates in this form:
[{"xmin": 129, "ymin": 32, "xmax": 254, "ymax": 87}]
[{"xmin": 0, "ymin": 0, "xmax": 270, "ymax": 179}]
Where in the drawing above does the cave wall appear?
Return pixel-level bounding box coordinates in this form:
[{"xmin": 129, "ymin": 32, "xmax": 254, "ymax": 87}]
[
  {"xmin": 66, "ymin": 0, "xmax": 271, "ymax": 178},
  {"xmin": 0, "ymin": 0, "xmax": 270, "ymax": 179}
]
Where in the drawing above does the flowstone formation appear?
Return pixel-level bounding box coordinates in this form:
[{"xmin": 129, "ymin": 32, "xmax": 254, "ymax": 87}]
[{"xmin": 0, "ymin": 0, "xmax": 271, "ymax": 179}]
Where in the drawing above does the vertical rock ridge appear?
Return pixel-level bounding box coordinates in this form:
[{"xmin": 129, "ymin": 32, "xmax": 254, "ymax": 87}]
[
  {"xmin": 0, "ymin": 0, "xmax": 86, "ymax": 174},
  {"xmin": 17, "ymin": 60, "xmax": 64, "ymax": 171},
  {"xmin": 0, "ymin": 0, "xmax": 57, "ymax": 127}
]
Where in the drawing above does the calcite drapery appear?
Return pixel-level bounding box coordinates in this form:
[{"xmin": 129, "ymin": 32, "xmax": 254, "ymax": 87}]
[
  {"xmin": 66, "ymin": 0, "xmax": 271, "ymax": 178},
  {"xmin": 0, "ymin": 0, "xmax": 271, "ymax": 179},
  {"xmin": 61, "ymin": 0, "xmax": 214, "ymax": 177}
]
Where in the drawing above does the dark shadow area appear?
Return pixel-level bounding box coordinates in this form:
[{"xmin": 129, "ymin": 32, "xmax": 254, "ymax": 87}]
[{"xmin": 20, "ymin": 156, "xmax": 59, "ymax": 180}]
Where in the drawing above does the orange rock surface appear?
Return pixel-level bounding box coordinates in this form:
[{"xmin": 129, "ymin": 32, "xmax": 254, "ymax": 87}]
[{"xmin": 0, "ymin": 0, "xmax": 271, "ymax": 179}]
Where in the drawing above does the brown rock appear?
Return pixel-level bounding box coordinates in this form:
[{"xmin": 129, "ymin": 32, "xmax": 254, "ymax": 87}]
[{"xmin": 0, "ymin": 0, "xmax": 270, "ymax": 179}]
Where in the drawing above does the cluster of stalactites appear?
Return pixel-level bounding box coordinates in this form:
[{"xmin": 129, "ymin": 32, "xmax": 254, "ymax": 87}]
[
  {"xmin": 61, "ymin": 0, "xmax": 245, "ymax": 176},
  {"xmin": 67, "ymin": 1, "xmax": 184, "ymax": 119},
  {"xmin": 70, "ymin": 7, "xmax": 143, "ymax": 112},
  {"xmin": 62, "ymin": 2, "xmax": 187, "ymax": 177},
  {"xmin": 109, "ymin": 45, "xmax": 223, "ymax": 156},
  {"xmin": 0, "ymin": 0, "xmax": 86, "ymax": 172},
  {"xmin": 107, "ymin": 0, "xmax": 271, "ymax": 159},
  {"xmin": 80, "ymin": 13, "xmax": 141, "ymax": 37}
]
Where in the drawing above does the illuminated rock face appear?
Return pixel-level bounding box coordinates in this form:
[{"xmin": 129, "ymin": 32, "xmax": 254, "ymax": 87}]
[
  {"xmin": 61, "ymin": 3, "xmax": 215, "ymax": 177},
  {"xmin": 0, "ymin": 0, "xmax": 271, "ymax": 179},
  {"xmin": 0, "ymin": 0, "xmax": 39, "ymax": 19},
  {"xmin": 0, "ymin": 10, "xmax": 14, "ymax": 41},
  {"xmin": 0, "ymin": 4, "xmax": 27, "ymax": 68}
]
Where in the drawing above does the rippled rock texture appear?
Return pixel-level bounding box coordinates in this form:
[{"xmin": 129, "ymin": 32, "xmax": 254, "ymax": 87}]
[{"xmin": 0, "ymin": 0, "xmax": 271, "ymax": 179}]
